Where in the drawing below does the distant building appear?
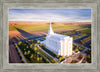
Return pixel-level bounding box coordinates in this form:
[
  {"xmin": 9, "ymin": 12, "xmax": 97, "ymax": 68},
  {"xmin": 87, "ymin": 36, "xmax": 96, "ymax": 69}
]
[{"xmin": 43, "ymin": 22, "xmax": 73, "ymax": 56}]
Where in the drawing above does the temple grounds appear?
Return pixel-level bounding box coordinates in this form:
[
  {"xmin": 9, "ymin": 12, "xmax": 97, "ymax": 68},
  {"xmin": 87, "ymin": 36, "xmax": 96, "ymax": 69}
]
[{"xmin": 9, "ymin": 22, "xmax": 91, "ymax": 63}]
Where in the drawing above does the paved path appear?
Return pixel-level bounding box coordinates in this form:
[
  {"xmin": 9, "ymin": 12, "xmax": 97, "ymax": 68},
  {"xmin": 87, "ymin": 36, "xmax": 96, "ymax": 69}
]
[
  {"xmin": 64, "ymin": 52, "xmax": 85, "ymax": 63},
  {"xmin": 77, "ymin": 55, "xmax": 84, "ymax": 63},
  {"xmin": 15, "ymin": 43, "xmax": 27, "ymax": 63}
]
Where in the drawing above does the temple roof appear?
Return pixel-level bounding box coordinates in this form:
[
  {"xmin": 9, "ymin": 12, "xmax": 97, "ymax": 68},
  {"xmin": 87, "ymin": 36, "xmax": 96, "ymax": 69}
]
[{"xmin": 48, "ymin": 33, "xmax": 70, "ymax": 41}]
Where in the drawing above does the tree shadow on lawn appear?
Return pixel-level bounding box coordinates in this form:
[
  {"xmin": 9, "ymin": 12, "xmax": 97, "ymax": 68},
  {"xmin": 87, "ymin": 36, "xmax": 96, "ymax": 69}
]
[
  {"xmin": 15, "ymin": 27, "xmax": 33, "ymax": 37},
  {"xmin": 15, "ymin": 27, "xmax": 46, "ymax": 40}
]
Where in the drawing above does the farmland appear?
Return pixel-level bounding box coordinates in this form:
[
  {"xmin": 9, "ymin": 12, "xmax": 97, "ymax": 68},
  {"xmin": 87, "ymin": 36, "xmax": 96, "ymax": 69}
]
[
  {"xmin": 9, "ymin": 24, "xmax": 82, "ymax": 32},
  {"xmin": 9, "ymin": 22, "xmax": 91, "ymax": 32}
]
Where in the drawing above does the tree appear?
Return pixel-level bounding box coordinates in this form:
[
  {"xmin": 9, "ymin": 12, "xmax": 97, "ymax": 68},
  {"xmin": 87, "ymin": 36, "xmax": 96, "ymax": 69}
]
[
  {"xmin": 71, "ymin": 60, "xmax": 77, "ymax": 63},
  {"xmin": 61, "ymin": 56, "xmax": 64, "ymax": 60},
  {"xmin": 21, "ymin": 58, "xmax": 24, "ymax": 62},
  {"xmin": 28, "ymin": 50, "xmax": 30, "ymax": 54},
  {"xmin": 30, "ymin": 54, "xmax": 34, "ymax": 59},
  {"xmin": 37, "ymin": 57, "xmax": 39, "ymax": 61},
  {"xmin": 57, "ymin": 54, "xmax": 60, "ymax": 58},
  {"xmin": 40, "ymin": 43, "xmax": 43, "ymax": 46},
  {"xmin": 78, "ymin": 54, "xmax": 83, "ymax": 59},
  {"xmin": 18, "ymin": 41, "xmax": 22, "ymax": 45},
  {"xmin": 78, "ymin": 47, "xmax": 81, "ymax": 50},
  {"xmin": 26, "ymin": 46, "xmax": 28, "ymax": 48},
  {"xmin": 86, "ymin": 54, "xmax": 91, "ymax": 63},
  {"xmin": 52, "ymin": 51, "xmax": 55, "ymax": 54},
  {"xmin": 87, "ymin": 54, "xmax": 91, "ymax": 59},
  {"xmin": 37, "ymin": 40, "xmax": 40, "ymax": 44},
  {"xmin": 30, "ymin": 44, "xmax": 33, "ymax": 48},
  {"xmin": 24, "ymin": 51, "xmax": 27, "ymax": 55},
  {"xmin": 37, "ymin": 52, "xmax": 40, "ymax": 55},
  {"xmin": 18, "ymin": 51, "xmax": 20, "ymax": 53},
  {"xmin": 34, "ymin": 44, "xmax": 36, "ymax": 47},
  {"xmin": 39, "ymin": 57, "xmax": 42, "ymax": 61},
  {"xmin": 34, "ymin": 47, "xmax": 37, "ymax": 51},
  {"xmin": 59, "ymin": 57, "xmax": 62, "ymax": 62},
  {"xmin": 46, "ymin": 59, "xmax": 49, "ymax": 62},
  {"xmin": 88, "ymin": 48, "xmax": 91, "ymax": 51},
  {"xmin": 74, "ymin": 48, "xmax": 78, "ymax": 52},
  {"xmin": 36, "ymin": 52, "xmax": 40, "ymax": 60}
]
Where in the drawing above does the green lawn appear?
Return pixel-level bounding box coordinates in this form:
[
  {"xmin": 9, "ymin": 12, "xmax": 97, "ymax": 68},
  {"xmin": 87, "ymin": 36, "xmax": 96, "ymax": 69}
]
[
  {"xmin": 9, "ymin": 24, "xmax": 82, "ymax": 32},
  {"xmin": 78, "ymin": 28, "xmax": 91, "ymax": 34}
]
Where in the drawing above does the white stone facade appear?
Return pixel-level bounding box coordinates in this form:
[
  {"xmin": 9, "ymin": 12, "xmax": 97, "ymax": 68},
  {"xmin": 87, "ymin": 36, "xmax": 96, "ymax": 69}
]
[{"xmin": 45, "ymin": 22, "xmax": 73, "ymax": 57}]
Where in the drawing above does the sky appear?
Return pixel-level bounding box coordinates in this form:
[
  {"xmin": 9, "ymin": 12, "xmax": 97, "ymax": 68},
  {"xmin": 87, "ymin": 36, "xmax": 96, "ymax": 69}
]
[{"xmin": 9, "ymin": 9, "xmax": 91, "ymax": 22}]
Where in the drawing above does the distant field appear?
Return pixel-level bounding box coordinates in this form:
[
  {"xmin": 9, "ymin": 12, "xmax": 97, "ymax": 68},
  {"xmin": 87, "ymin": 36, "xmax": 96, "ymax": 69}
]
[
  {"xmin": 9, "ymin": 24, "xmax": 84, "ymax": 32},
  {"xmin": 9, "ymin": 22, "xmax": 91, "ymax": 25}
]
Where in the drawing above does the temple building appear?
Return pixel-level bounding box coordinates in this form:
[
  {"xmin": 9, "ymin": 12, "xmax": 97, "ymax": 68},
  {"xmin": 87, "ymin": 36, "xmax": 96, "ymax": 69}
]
[{"xmin": 43, "ymin": 22, "xmax": 73, "ymax": 56}]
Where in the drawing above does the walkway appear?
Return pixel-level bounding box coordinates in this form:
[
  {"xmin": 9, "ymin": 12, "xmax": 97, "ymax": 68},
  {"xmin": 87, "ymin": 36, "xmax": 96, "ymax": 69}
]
[{"xmin": 15, "ymin": 43, "xmax": 27, "ymax": 63}]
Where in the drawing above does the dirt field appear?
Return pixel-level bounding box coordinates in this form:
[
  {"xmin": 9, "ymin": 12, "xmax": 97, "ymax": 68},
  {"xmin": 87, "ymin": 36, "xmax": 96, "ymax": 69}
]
[{"xmin": 9, "ymin": 44, "xmax": 21, "ymax": 63}]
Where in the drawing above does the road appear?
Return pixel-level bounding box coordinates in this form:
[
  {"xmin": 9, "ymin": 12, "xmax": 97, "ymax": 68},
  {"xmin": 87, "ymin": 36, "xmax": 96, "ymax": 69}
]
[
  {"xmin": 74, "ymin": 35, "xmax": 89, "ymax": 41},
  {"xmin": 73, "ymin": 42, "xmax": 89, "ymax": 53},
  {"xmin": 74, "ymin": 35, "xmax": 91, "ymax": 48},
  {"xmin": 83, "ymin": 40, "xmax": 91, "ymax": 48},
  {"xmin": 73, "ymin": 35, "xmax": 91, "ymax": 54}
]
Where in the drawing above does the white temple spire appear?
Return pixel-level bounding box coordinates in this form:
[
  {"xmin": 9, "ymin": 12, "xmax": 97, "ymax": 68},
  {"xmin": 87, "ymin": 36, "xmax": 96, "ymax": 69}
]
[{"xmin": 48, "ymin": 22, "xmax": 54, "ymax": 35}]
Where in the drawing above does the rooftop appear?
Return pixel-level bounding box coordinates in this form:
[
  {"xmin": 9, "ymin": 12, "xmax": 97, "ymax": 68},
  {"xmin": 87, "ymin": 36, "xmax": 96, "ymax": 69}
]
[
  {"xmin": 48, "ymin": 33, "xmax": 70, "ymax": 41},
  {"xmin": 47, "ymin": 22, "xmax": 71, "ymax": 41}
]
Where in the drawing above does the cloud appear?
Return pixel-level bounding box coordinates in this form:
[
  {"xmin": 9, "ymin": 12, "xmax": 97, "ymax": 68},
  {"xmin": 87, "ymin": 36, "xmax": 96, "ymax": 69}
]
[{"xmin": 9, "ymin": 9, "xmax": 91, "ymax": 22}]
